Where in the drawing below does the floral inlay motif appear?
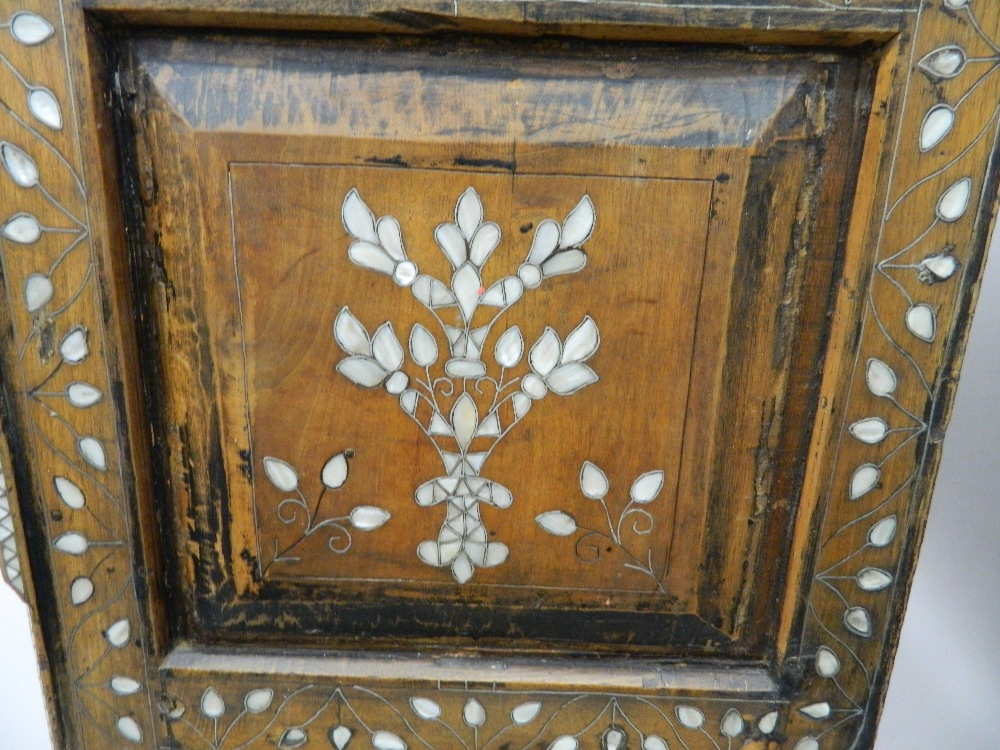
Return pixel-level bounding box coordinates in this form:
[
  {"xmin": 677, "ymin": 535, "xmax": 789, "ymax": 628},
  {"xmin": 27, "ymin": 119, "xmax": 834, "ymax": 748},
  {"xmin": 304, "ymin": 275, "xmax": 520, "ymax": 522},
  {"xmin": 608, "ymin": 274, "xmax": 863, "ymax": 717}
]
[
  {"xmin": 536, "ymin": 461, "xmax": 667, "ymax": 592},
  {"xmin": 334, "ymin": 187, "xmax": 600, "ymax": 583}
]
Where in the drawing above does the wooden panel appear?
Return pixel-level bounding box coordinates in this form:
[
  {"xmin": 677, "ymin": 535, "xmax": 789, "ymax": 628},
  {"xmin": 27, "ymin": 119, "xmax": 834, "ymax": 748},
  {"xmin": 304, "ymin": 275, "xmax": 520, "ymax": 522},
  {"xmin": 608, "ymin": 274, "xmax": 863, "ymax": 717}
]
[{"xmin": 0, "ymin": 1, "xmax": 997, "ymax": 749}]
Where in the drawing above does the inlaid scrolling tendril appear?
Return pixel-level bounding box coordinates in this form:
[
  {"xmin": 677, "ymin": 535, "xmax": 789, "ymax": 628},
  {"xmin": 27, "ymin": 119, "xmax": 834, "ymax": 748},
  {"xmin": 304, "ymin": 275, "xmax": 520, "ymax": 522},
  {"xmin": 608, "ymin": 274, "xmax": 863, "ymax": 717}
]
[{"xmin": 333, "ymin": 187, "xmax": 601, "ymax": 584}]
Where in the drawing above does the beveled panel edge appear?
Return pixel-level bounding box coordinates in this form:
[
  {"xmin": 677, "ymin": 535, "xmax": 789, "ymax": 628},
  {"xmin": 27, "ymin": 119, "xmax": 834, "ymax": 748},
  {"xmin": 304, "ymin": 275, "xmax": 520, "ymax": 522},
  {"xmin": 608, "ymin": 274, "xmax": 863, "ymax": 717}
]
[{"xmin": 161, "ymin": 645, "xmax": 782, "ymax": 696}]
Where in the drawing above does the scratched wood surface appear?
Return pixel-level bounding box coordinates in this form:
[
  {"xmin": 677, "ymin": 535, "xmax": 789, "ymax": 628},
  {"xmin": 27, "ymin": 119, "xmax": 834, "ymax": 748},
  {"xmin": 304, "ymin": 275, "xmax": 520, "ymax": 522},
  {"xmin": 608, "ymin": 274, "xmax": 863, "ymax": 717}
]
[{"xmin": 0, "ymin": 0, "xmax": 997, "ymax": 749}]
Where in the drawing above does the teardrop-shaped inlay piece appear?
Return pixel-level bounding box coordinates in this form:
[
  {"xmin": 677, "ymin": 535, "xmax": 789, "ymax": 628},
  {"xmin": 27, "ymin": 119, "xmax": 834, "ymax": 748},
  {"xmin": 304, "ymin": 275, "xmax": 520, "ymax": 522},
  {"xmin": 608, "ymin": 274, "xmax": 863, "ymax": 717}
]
[
  {"xmin": 866, "ymin": 358, "xmax": 897, "ymax": 397},
  {"xmin": 27, "ymin": 88, "xmax": 62, "ymax": 130},
  {"xmin": 850, "ymin": 464, "xmax": 880, "ymax": 500},
  {"xmin": 70, "ymin": 576, "xmax": 94, "ymax": 605},
  {"xmin": 23, "ymin": 273, "xmax": 53, "ymax": 312},
  {"xmin": 110, "ymin": 676, "xmax": 142, "ymax": 696},
  {"xmin": 918, "ymin": 46, "xmax": 967, "ymax": 80},
  {"xmin": 676, "ymin": 706, "xmax": 704, "ymax": 729},
  {"xmin": 463, "ymin": 698, "xmax": 486, "ymax": 727},
  {"xmin": 78, "ymin": 437, "xmax": 107, "ymax": 471},
  {"xmin": 844, "ymin": 606, "xmax": 873, "ymax": 637},
  {"xmin": 849, "ymin": 417, "xmax": 889, "ymax": 444},
  {"xmin": 720, "ymin": 708, "xmax": 744, "ymax": 738},
  {"xmin": 54, "ymin": 531, "xmax": 88, "ymax": 555},
  {"xmin": 372, "ymin": 731, "xmax": 407, "ymax": 750},
  {"xmin": 919, "ymin": 105, "xmax": 955, "ymax": 151},
  {"xmin": 795, "ymin": 738, "xmax": 819, "ymax": 750},
  {"xmin": 758, "ymin": 710, "xmax": 779, "ymax": 734},
  {"xmin": 816, "ymin": 646, "xmax": 841, "ymax": 677},
  {"xmin": 868, "ymin": 516, "xmax": 898, "ymax": 547},
  {"xmin": 857, "ymin": 567, "xmax": 893, "ymax": 591},
  {"xmin": 54, "ymin": 476, "xmax": 85, "ymax": 509},
  {"xmin": 67, "ymin": 381, "xmax": 103, "ymax": 408},
  {"xmin": 116, "ymin": 716, "xmax": 143, "ymax": 744},
  {"xmin": 3, "ymin": 213, "xmax": 41, "ymax": 243},
  {"xmin": 1, "ymin": 142, "xmax": 39, "ymax": 187},
  {"xmin": 104, "ymin": 618, "xmax": 131, "ymax": 647},
  {"xmin": 200, "ymin": 687, "xmax": 225, "ymax": 718},
  {"xmin": 10, "ymin": 12, "xmax": 54, "ymax": 45},
  {"xmin": 410, "ymin": 697, "xmax": 441, "ymax": 720},
  {"xmin": 60, "ymin": 327, "xmax": 89, "ymax": 363},
  {"xmin": 244, "ymin": 688, "xmax": 273, "ymax": 714},
  {"xmin": 906, "ymin": 304, "xmax": 936, "ymax": 342},
  {"xmin": 799, "ymin": 702, "xmax": 831, "ymax": 720},
  {"xmin": 330, "ymin": 726, "xmax": 353, "ymax": 750},
  {"xmin": 937, "ymin": 177, "xmax": 972, "ymax": 222},
  {"xmin": 511, "ymin": 701, "xmax": 542, "ymax": 725}
]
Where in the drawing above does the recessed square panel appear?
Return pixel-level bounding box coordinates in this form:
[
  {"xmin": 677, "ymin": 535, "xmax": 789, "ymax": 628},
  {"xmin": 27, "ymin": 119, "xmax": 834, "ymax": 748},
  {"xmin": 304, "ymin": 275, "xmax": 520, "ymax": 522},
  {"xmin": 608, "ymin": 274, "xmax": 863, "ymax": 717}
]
[{"xmin": 120, "ymin": 33, "xmax": 866, "ymax": 654}]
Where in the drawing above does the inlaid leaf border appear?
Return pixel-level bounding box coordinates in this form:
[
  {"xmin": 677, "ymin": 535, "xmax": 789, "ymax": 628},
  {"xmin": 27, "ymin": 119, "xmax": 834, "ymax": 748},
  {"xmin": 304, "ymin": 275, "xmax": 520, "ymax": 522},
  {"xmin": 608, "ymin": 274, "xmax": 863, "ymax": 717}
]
[{"xmin": 0, "ymin": 0, "xmax": 996, "ymax": 748}]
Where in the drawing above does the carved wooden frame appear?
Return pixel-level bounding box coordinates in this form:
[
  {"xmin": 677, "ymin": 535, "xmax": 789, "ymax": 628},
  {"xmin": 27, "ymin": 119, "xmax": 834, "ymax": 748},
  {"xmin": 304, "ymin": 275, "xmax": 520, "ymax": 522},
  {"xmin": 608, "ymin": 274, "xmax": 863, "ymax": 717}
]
[{"xmin": 0, "ymin": 1, "xmax": 997, "ymax": 748}]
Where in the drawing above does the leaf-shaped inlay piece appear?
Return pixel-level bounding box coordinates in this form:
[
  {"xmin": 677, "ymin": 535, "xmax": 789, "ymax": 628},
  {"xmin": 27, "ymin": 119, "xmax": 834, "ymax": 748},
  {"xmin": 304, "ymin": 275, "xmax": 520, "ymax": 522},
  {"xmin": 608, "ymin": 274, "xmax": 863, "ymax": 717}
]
[
  {"xmin": 338, "ymin": 356, "xmax": 389, "ymax": 387},
  {"xmin": 376, "ymin": 216, "xmax": 406, "ymax": 261},
  {"xmin": 27, "ymin": 88, "xmax": 62, "ymax": 130},
  {"xmin": 603, "ymin": 728, "xmax": 625, "ymax": 750},
  {"xmin": 372, "ymin": 730, "xmax": 407, "ymax": 750},
  {"xmin": 844, "ymin": 606, "xmax": 873, "ymax": 637},
  {"xmin": 334, "ymin": 308, "xmax": 371, "ymax": 355},
  {"xmin": 410, "ymin": 697, "xmax": 441, "ymax": 719},
  {"xmin": 529, "ymin": 328, "xmax": 561, "ymax": 376},
  {"xmin": 321, "ymin": 453, "xmax": 349, "ymax": 489},
  {"xmin": 452, "ymin": 263, "xmax": 482, "ymax": 323},
  {"xmin": 244, "ymin": 688, "xmax": 273, "ymax": 714},
  {"xmin": 349, "ymin": 506, "xmax": 390, "ymax": 530},
  {"xmin": 200, "ymin": 687, "xmax": 225, "ymax": 718},
  {"xmin": 816, "ymin": 646, "xmax": 841, "ymax": 677},
  {"xmin": 642, "ymin": 737, "xmax": 668, "ymax": 750},
  {"xmin": 342, "ymin": 189, "xmax": 378, "ymax": 243},
  {"xmin": 866, "ymin": 358, "xmax": 896, "ymax": 397},
  {"xmin": 630, "ymin": 471, "xmax": 664, "ymax": 504},
  {"xmin": 60, "ymin": 327, "xmax": 89, "ymax": 363},
  {"xmin": 906, "ymin": 304, "xmax": 936, "ymax": 342},
  {"xmin": 868, "ymin": 516, "xmax": 897, "ymax": 547},
  {"xmin": 541, "ymin": 249, "xmax": 587, "ymax": 278},
  {"xmin": 117, "ymin": 716, "xmax": 143, "ymax": 744},
  {"xmin": 1, "ymin": 142, "xmax": 39, "ymax": 187},
  {"xmin": 562, "ymin": 316, "xmax": 600, "ymax": 363},
  {"xmin": 70, "ymin": 576, "xmax": 94, "ymax": 605},
  {"xmin": 511, "ymin": 701, "xmax": 542, "ymax": 725},
  {"xmin": 456, "ymin": 187, "xmax": 483, "ymax": 240},
  {"xmin": 24, "ymin": 273, "xmax": 53, "ymax": 312},
  {"xmin": 110, "ymin": 677, "xmax": 142, "ymax": 696},
  {"xmin": 937, "ymin": 177, "xmax": 972, "ymax": 222},
  {"xmin": 481, "ymin": 276, "xmax": 523, "ymax": 307},
  {"xmin": 580, "ymin": 461, "xmax": 609, "ymax": 500},
  {"xmin": 561, "ymin": 195, "xmax": 596, "ymax": 248},
  {"xmin": 546, "ymin": 363, "xmax": 597, "ymax": 395},
  {"xmin": 857, "ymin": 567, "xmax": 893, "ymax": 591},
  {"xmin": 67, "ymin": 381, "xmax": 103, "ymax": 407},
  {"xmin": 278, "ymin": 728, "xmax": 307, "ymax": 748},
  {"xmin": 758, "ymin": 711, "xmax": 779, "ymax": 734},
  {"xmin": 412, "ymin": 275, "xmax": 456, "ymax": 308},
  {"xmin": 794, "ymin": 737, "xmax": 819, "ymax": 750},
  {"xmin": 263, "ymin": 457, "xmax": 298, "ymax": 492},
  {"xmin": 54, "ymin": 531, "xmax": 88, "ymax": 555},
  {"xmin": 436, "ymin": 222, "xmax": 468, "ymax": 269},
  {"xmin": 920, "ymin": 104, "xmax": 955, "ymax": 152},
  {"xmin": 494, "ymin": 326, "xmax": 524, "ymax": 368},
  {"xmin": 10, "ymin": 12, "xmax": 55, "ymax": 45},
  {"xmin": 54, "ymin": 476, "xmax": 85, "ymax": 509},
  {"xmin": 849, "ymin": 417, "xmax": 889, "ymax": 444},
  {"xmin": 463, "ymin": 698, "xmax": 486, "ymax": 727},
  {"xmin": 104, "ymin": 618, "xmax": 131, "ymax": 647},
  {"xmin": 451, "ymin": 393, "xmax": 479, "ymax": 451},
  {"xmin": 849, "ymin": 464, "xmax": 880, "ymax": 500},
  {"xmin": 527, "ymin": 220, "xmax": 560, "ymax": 265},
  {"xmin": 918, "ymin": 45, "xmax": 967, "ymax": 80},
  {"xmin": 720, "ymin": 709, "xmax": 744, "ymax": 738},
  {"xmin": 78, "ymin": 437, "xmax": 107, "ymax": 471},
  {"xmin": 3, "ymin": 213, "xmax": 41, "ymax": 243},
  {"xmin": 409, "ymin": 324, "xmax": 438, "ymax": 367},
  {"xmin": 371, "ymin": 323, "xmax": 404, "ymax": 372},
  {"xmin": 548, "ymin": 737, "xmax": 578, "ymax": 750},
  {"xmin": 470, "ymin": 223, "xmax": 501, "ymax": 267},
  {"xmin": 536, "ymin": 511, "xmax": 577, "ymax": 536},
  {"xmin": 799, "ymin": 702, "xmax": 831, "ymax": 720},
  {"xmin": 675, "ymin": 706, "xmax": 704, "ymax": 729},
  {"xmin": 330, "ymin": 726, "xmax": 353, "ymax": 750}
]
